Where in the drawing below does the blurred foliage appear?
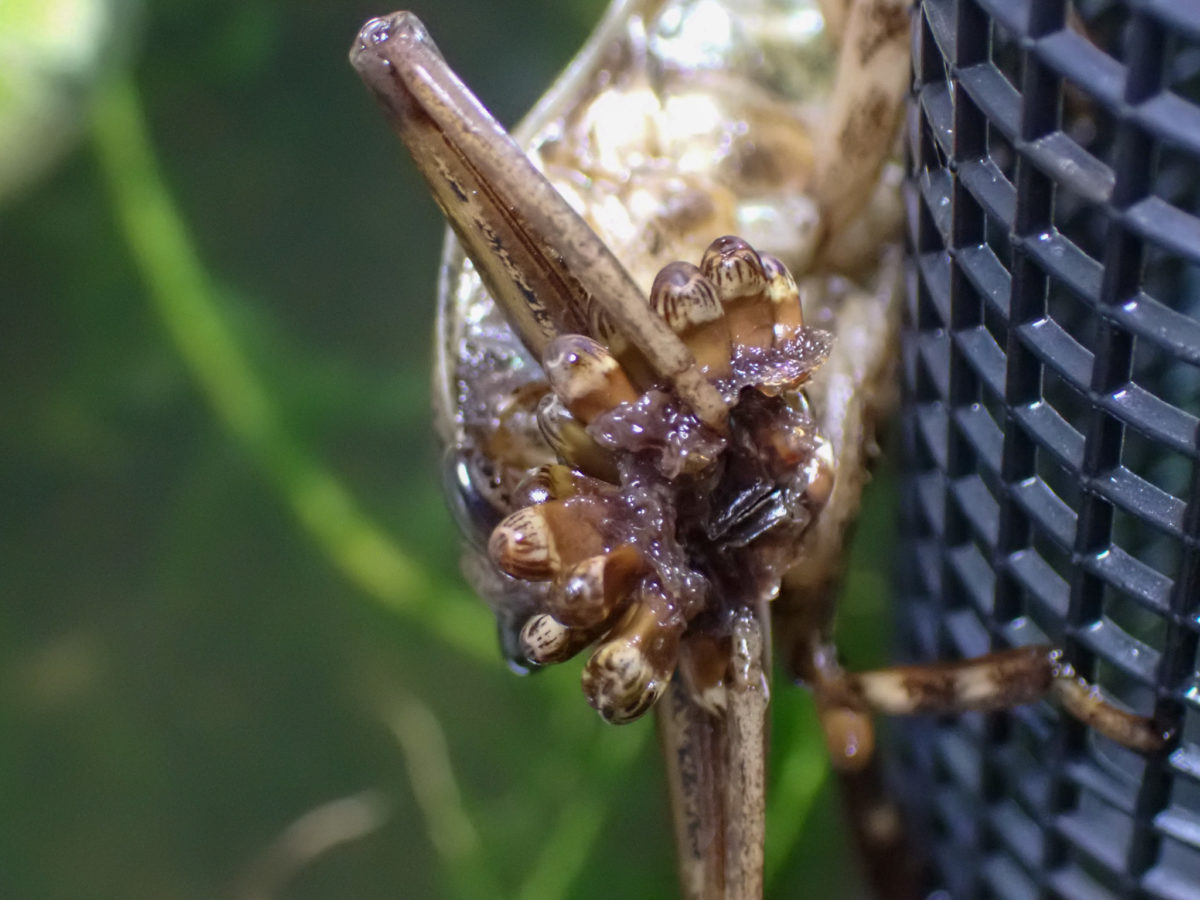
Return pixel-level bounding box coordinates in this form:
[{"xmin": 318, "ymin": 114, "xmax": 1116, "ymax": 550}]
[
  {"xmin": 2, "ymin": 1, "xmax": 897, "ymax": 897},
  {"xmin": 0, "ymin": 0, "xmax": 132, "ymax": 203}
]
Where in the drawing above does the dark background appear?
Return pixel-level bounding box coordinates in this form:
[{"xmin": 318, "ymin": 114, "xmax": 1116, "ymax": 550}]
[{"xmin": 2, "ymin": 0, "xmax": 896, "ymax": 896}]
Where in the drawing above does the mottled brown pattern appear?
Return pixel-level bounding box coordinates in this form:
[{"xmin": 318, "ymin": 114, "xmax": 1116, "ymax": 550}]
[
  {"xmin": 855, "ymin": 0, "xmax": 909, "ymax": 66},
  {"xmin": 658, "ymin": 684, "xmax": 727, "ymax": 899},
  {"xmin": 897, "ymin": 667, "xmax": 960, "ymax": 713},
  {"xmin": 1050, "ymin": 658, "xmax": 1173, "ymax": 752},
  {"xmin": 837, "ymin": 89, "xmax": 893, "ymax": 168},
  {"xmin": 984, "ymin": 645, "xmax": 1054, "ymax": 706}
]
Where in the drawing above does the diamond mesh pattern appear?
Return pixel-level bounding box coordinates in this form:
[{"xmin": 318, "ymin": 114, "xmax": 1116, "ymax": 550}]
[{"xmin": 896, "ymin": 1, "xmax": 1200, "ymax": 897}]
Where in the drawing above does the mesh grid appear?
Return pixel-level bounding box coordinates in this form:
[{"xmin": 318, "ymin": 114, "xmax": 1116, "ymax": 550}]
[{"xmin": 895, "ymin": 1, "xmax": 1200, "ymax": 897}]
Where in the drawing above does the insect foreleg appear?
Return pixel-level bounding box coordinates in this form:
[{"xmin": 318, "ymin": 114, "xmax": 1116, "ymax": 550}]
[{"xmin": 350, "ymin": 12, "xmax": 729, "ymax": 433}]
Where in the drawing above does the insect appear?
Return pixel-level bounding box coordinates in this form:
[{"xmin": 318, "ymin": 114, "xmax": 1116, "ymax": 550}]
[{"xmin": 350, "ymin": 2, "xmax": 1173, "ymax": 896}]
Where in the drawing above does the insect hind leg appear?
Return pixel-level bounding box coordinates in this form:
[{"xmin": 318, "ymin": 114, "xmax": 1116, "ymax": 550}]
[{"xmin": 810, "ymin": 644, "xmax": 1174, "ymax": 770}]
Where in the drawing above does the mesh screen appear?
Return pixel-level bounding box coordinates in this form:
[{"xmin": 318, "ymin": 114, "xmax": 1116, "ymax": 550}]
[{"xmin": 895, "ymin": 1, "xmax": 1200, "ymax": 897}]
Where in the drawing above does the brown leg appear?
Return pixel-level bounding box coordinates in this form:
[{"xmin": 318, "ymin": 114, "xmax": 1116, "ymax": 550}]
[
  {"xmin": 792, "ymin": 640, "xmax": 1171, "ymax": 900},
  {"xmin": 815, "ymin": 644, "xmax": 1174, "ymax": 761},
  {"xmin": 656, "ymin": 608, "xmax": 770, "ymax": 900},
  {"xmin": 837, "ymin": 757, "xmax": 926, "ymax": 900},
  {"xmin": 778, "ymin": 623, "xmax": 927, "ymax": 899},
  {"xmin": 811, "ymin": 0, "xmax": 910, "ymax": 241},
  {"xmin": 724, "ymin": 610, "xmax": 768, "ymax": 900}
]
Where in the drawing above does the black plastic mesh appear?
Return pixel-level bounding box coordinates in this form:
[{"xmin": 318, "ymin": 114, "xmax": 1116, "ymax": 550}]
[{"xmin": 895, "ymin": 1, "xmax": 1200, "ymax": 897}]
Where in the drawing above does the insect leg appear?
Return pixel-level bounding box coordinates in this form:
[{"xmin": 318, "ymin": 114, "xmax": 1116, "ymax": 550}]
[
  {"xmin": 723, "ymin": 609, "xmax": 768, "ymax": 900},
  {"xmin": 658, "ymin": 682, "xmax": 728, "ymax": 900},
  {"xmin": 796, "ymin": 638, "xmax": 1170, "ymax": 898},
  {"xmin": 812, "ymin": 0, "xmax": 910, "ymax": 243},
  {"xmin": 657, "ymin": 606, "xmax": 770, "ymax": 900},
  {"xmin": 837, "ymin": 756, "xmax": 926, "ymax": 899},
  {"xmin": 813, "ymin": 0, "xmax": 852, "ymax": 47},
  {"xmin": 819, "ymin": 645, "xmax": 1173, "ymax": 759},
  {"xmin": 350, "ymin": 12, "xmax": 729, "ymax": 433}
]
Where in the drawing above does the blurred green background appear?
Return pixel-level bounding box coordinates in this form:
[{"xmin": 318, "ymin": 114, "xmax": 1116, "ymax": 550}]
[{"xmin": 1, "ymin": 0, "xmax": 896, "ymax": 896}]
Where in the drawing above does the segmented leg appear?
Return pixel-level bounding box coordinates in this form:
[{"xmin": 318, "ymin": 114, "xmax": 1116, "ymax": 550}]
[
  {"xmin": 723, "ymin": 610, "xmax": 768, "ymax": 900},
  {"xmin": 807, "ymin": 643, "xmax": 1173, "ymax": 771},
  {"xmin": 658, "ymin": 682, "xmax": 728, "ymax": 900},
  {"xmin": 784, "ymin": 574, "xmax": 1170, "ymax": 898},
  {"xmin": 659, "ymin": 608, "xmax": 769, "ymax": 900},
  {"xmin": 837, "ymin": 754, "xmax": 926, "ymax": 900},
  {"xmin": 351, "ymin": 11, "xmax": 729, "ymax": 433},
  {"xmin": 811, "ymin": 0, "xmax": 910, "ymax": 242}
]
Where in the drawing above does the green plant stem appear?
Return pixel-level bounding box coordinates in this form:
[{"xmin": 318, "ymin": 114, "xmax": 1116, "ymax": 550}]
[
  {"xmin": 387, "ymin": 692, "xmax": 500, "ymax": 898},
  {"xmin": 89, "ymin": 74, "xmax": 495, "ymax": 664}
]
